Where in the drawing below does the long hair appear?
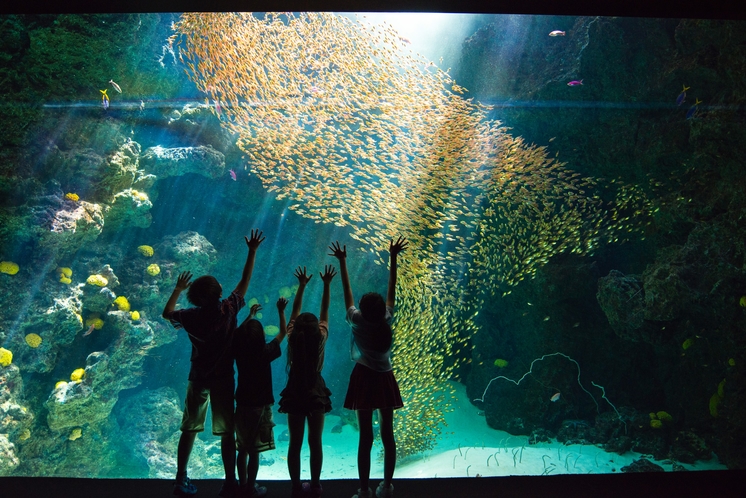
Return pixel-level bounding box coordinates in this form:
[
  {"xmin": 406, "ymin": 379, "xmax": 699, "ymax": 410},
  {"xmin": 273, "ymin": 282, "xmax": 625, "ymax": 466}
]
[
  {"xmin": 286, "ymin": 312, "xmax": 322, "ymax": 391},
  {"xmin": 187, "ymin": 275, "xmax": 222, "ymax": 307},
  {"xmin": 359, "ymin": 292, "xmax": 392, "ymax": 352}
]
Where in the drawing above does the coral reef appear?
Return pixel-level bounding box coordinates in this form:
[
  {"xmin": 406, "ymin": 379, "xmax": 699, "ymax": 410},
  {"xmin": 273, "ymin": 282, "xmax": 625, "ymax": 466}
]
[{"xmin": 139, "ymin": 145, "xmax": 225, "ymax": 180}]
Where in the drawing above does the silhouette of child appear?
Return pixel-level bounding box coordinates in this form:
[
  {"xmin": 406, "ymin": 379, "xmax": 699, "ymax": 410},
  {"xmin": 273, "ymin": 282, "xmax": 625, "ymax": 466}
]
[
  {"xmin": 162, "ymin": 229, "xmax": 265, "ymax": 497},
  {"xmin": 278, "ymin": 265, "xmax": 337, "ymax": 498},
  {"xmin": 329, "ymin": 237, "xmax": 407, "ymax": 498},
  {"xmin": 232, "ymin": 297, "xmax": 288, "ymax": 498}
]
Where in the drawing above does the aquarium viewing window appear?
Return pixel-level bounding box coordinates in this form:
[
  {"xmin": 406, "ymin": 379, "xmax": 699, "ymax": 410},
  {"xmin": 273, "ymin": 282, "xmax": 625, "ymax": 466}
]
[{"xmin": 0, "ymin": 1, "xmax": 745, "ymax": 486}]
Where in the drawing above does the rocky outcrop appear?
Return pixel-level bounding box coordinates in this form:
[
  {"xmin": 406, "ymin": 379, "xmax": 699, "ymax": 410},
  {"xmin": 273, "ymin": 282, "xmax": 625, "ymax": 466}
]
[{"xmin": 139, "ymin": 145, "xmax": 225, "ymax": 180}]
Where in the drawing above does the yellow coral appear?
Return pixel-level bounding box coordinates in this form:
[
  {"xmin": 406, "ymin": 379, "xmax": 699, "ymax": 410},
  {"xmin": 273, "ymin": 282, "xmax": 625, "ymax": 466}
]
[
  {"xmin": 740, "ymin": 296, "xmax": 746, "ymax": 308},
  {"xmin": 656, "ymin": 411, "xmax": 673, "ymax": 422},
  {"xmin": 59, "ymin": 276, "xmax": 72, "ymax": 285},
  {"xmin": 265, "ymin": 325, "xmax": 279, "ymax": 336},
  {"xmin": 650, "ymin": 419, "xmax": 663, "ymax": 429},
  {"xmin": 493, "ymin": 358, "xmax": 509, "ymax": 368},
  {"xmin": 113, "ymin": 295, "xmax": 130, "ymax": 312},
  {"xmin": 1, "ymin": 261, "xmax": 19, "ymax": 275},
  {"xmin": 68, "ymin": 428, "xmax": 82, "ymax": 441},
  {"xmin": 65, "ymin": 193, "xmax": 80, "ymax": 202},
  {"xmin": 129, "ymin": 310, "xmax": 140, "ymax": 321},
  {"xmin": 682, "ymin": 338, "xmax": 694, "ymax": 350},
  {"xmin": 86, "ymin": 274, "xmax": 108, "ymax": 286},
  {"xmin": 131, "ymin": 190, "xmax": 149, "ymax": 201},
  {"xmin": 55, "ymin": 381, "xmax": 68, "ymax": 389},
  {"xmin": 718, "ymin": 379, "xmax": 726, "ymax": 398},
  {"xmin": 729, "ymin": 358, "xmax": 736, "ymax": 366},
  {"xmin": 137, "ymin": 245, "xmax": 154, "ymax": 257},
  {"xmin": 57, "ymin": 267, "xmax": 73, "ymax": 277},
  {"xmin": 709, "ymin": 393, "xmax": 721, "ymax": 417},
  {"xmin": 85, "ymin": 316, "xmax": 104, "ymax": 330},
  {"xmin": 19, "ymin": 429, "xmax": 31, "ymax": 441},
  {"xmin": 146, "ymin": 264, "xmax": 160, "ymax": 276},
  {"xmin": 70, "ymin": 368, "xmax": 85, "ymax": 382},
  {"xmin": 0, "ymin": 347, "xmax": 12, "ymax": 367},
  {"xmin": 649, "ymin": 412, "xmax": 657, "ymax": 420},
  {"xmin": 25, "ymin": 333, "xmax": 42, "ymax": 348}
]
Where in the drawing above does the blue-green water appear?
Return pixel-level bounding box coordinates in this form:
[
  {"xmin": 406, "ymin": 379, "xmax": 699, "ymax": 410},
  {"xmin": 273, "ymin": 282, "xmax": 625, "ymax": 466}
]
[{"xmin": 0, "ymin": 12, "xmax": 744, "ymax": 479}]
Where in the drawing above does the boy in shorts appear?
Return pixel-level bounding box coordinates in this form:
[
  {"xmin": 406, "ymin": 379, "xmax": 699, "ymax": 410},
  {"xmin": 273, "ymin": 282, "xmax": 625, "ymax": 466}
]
[
  {"xmin": 232, "ymin": 297, "xmax": 288, "ymax": 497},
  {"xmin": 163, "ymin": 229, "xmax": 265, "ymax": 497}
]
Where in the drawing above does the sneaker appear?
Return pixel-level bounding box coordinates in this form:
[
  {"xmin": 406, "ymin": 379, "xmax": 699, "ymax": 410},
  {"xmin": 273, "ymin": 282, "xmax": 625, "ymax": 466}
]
[
  {"xmin": 173, "ymin": 474, "xmax": 197, "ymax": 496},
  {"xmin": 302, "ymin": 482, "xmax": 322, "ymax": 498},
  {"xmin": 375, "ymin": 482, "xmax": 394, "ymax": 498},
  {"xmin": 219, "ymin": 479, "xmax": 239, "ymax": 497},
  {"xmin": 291, "ymin": 482, "xmax": 306, "ymax": 498},
  {"xmin": 249, "ymin": 484, "xmax": 268, "ymax": 498},
  {"xmin": 352, "ymin": 488, "xmax": 373, "ymax": 498}
]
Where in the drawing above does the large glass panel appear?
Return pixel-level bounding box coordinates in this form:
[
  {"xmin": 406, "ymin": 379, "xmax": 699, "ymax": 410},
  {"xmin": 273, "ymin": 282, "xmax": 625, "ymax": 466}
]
[{"xmin": 0, "ymin": 10, "xmax": 743, "ymax": 480}]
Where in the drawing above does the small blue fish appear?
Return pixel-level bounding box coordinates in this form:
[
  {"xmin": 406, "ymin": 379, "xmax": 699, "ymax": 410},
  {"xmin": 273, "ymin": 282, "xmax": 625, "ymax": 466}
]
[
  {"xmin": 676, "ymin": 85, "xmax": 690, "ymax": 106},
  {"xmin": 100, "ymin": 89, "xmax": 109, "ymax": 110},
  {"xmin": 686, "ymin": 98, "xmax": 702, "ymax": 119}
]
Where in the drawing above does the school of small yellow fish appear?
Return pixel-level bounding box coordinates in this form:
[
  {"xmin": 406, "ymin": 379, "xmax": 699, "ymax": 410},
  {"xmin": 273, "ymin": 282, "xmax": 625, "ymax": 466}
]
[{"xmin": 174, "ymin": 12, "xmax": 653, "ymax": 457}]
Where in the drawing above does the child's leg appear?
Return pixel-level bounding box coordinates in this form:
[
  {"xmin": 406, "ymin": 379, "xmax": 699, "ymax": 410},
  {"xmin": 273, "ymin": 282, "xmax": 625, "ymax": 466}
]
[
  {"xmin": 356, "ymin": 409, "xmax": 374, "ymax": 491},
  {"xmin": 237, "ymin": 449, "xmax": 248, "ymax": 485},
  {"xmin": 177, "ymin": 431, "xmax": 197, "ymax": 475},
  {"xmin": 307, "ymin": 409, "xmax": 325, "ymax": 486},
  {"xmin": 287, "ymin": 413, "xmax": 306, "ymax": 486},
  {"xmin": 247, "ymin": 449, "xmax": 260, "ymax": 489},
  {"xmin": 378, "ymin": 408, "xmax": 396, "ymax": 487},
  {"xmin": 220, "ymin": 433, "xmax": 237, "ymax": 482}
]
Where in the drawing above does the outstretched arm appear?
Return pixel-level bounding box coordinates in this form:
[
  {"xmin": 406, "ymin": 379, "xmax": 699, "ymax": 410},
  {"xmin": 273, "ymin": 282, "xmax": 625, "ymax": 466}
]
[
  {"xmin": 329, "ymin": 241, "xmax": 353, "ymax": 310},
  {"xmin": 234, "ymin": 229, "xmax": 265, "ymax": 298},
  {"xmin": 162, "ymin": 271, "xmax": 192, "ymax": 318},
  {"xmin": 276, "ymin": 297, "xmax": 288, "ymax": 344},
  {"xmin": 387, "ymin": 236, "xmax": 408, "ymax": 309},
  {"xmin": 319, "ymin": 265, "xmax": 337, "ymax": 323},
  {"xmin": 290, "ymin": 266, "xmax": 312, "ymax": 322}
]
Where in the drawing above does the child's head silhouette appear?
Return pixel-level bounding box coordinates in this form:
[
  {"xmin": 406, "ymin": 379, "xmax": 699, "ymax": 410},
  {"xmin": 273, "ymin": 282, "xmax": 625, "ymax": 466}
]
[
  {"xmin": 359, "ymin": 292, "xmax": 385, "ymax": 322},
  {"xmin": 187, "ymin": 275, "xmax": 222, "ymax": 307}
]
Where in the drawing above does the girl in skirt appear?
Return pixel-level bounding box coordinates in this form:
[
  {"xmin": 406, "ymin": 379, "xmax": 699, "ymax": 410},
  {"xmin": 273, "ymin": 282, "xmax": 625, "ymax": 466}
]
[
  {"xmin": 329, "ymin": 236, "xmax": 407, "ymax": 498},
  {"xmin": 278, "ymin": 265, "xmax": 337, "ymax": 498}
]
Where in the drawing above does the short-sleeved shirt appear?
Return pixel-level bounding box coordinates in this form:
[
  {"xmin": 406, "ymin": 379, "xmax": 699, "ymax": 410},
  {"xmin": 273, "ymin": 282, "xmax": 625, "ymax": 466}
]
[
  {"xmin": 347, "ymin": 305, "xmax": 393, "ymax": 372},
  {"xmin": 234, "ymin": 319, "xmax": 282, "ymax": 408},
  {"xmin": 167, "ymin": 291, "xmax": 245, "ymax": 383}
]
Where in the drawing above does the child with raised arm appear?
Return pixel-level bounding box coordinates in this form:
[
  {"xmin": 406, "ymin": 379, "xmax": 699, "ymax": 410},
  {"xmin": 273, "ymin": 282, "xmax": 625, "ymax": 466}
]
[
  {"xmin": 232, "ymin": 297, "xmax": 288, "ymax": 498},
  {"xmin": 278, "ymin": 265, "xmax": 337, "ymax": 498},
  {"xmin": 162, "ymin": 229, "xmax": 265, "ymax": 497},
  {"xmin": 329, "ymin": 237, "xmax": 408, "ymax": 498}
]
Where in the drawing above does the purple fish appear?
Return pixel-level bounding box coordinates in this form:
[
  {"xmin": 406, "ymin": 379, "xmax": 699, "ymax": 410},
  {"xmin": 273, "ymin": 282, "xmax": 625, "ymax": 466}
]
[
  {"xmin": 677, "ymin": 85, "xmax": 690, "ymax": 106},
  {"xmin": 229, "ymin": 169, "xmax": 237, "ymax": 181},
  {"xmin": 686, "ymin": 98, "xmax": 702, "ymax": 120},
  {"xmin": 567, "ymin": 79, "xmax": 583, "ymax": 86},
  {"xmin": 549, "ymin": 30, "xmax": 565, "ymax": 37}
]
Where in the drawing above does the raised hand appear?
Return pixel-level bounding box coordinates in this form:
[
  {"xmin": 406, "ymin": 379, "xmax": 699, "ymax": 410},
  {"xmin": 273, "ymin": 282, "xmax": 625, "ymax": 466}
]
[
  {"xmin": 294, "ymin": 266, "xmax": 313, "ymax": 285},
  {"xmin": 175, "ymin": 271, "xmax": 193, "ymax": 291},
  {"xmin": 320, "ymin": 264, "xmax": 337, "ymax": 283},
  {"xmin": 389, "ymin": 236, "xmax": 408, "ymax": 256},
  {"xmin": 245, "ymin": 229, "xmax": 266, "ymax": 250},
  {"xmin": 328, "ymin": 241, "xmax": 346, "ymax": 260},
  {"xmin": 277, "ymin": 297, "xmax": 288, "ymax": 311},
  {"xmin": 249, "ymin": 303, "xmax": 262, "ymax": 318}
]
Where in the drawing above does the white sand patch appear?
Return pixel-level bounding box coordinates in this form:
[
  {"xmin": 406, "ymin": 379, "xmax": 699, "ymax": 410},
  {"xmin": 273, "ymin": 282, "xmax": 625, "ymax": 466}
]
[{"xmin": 256, "ymin": 382, "xmax": 727, "ymax": 481}]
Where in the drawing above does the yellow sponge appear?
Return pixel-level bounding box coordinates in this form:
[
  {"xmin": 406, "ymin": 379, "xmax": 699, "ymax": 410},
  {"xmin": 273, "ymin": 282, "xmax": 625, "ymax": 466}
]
[{"xmin": 1, "ymin": 261, "xmax": 19, "ymax": 275}]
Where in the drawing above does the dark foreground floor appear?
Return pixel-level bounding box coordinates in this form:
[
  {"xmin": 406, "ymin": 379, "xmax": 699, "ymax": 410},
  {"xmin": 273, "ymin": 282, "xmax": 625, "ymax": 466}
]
[{"xmin": 2, "ymin": 471, "xmax": 745, "ymax": 498}]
